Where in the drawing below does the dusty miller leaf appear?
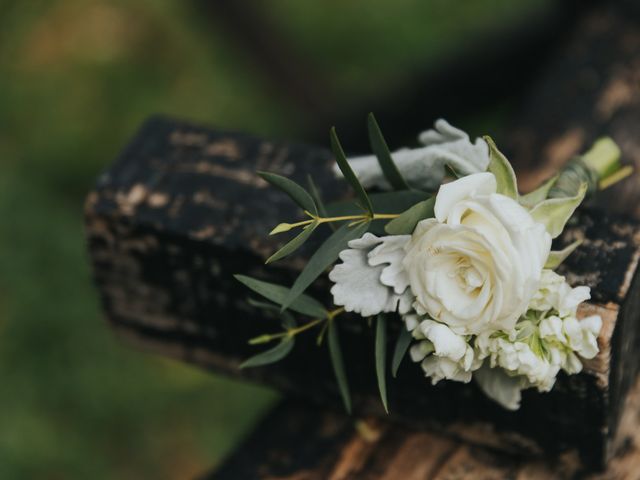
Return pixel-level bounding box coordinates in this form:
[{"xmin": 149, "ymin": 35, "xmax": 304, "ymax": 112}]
[{"xmin": 282, "ymin": 221, "xmax": 370, "ymax": 311}]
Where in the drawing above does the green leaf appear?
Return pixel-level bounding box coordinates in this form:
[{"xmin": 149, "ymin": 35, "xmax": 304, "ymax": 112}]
[
  {"xmin": 307, "ymin": 175, "xmax": 335, "ymax": 232},
  {"xmin": 519, "ymin": 175, "xmax": 559, "ymax": 208},
  {"xmin": 530, "ymin": 183, "xmax": 587, "ymax": 238},
  {"xmin": 367, "ymin": 113, "xmax": 409, "ymax": 191},
  {"xmin": 545, "ymin": 239, "xmax": 582, "ymax": 269},
  {"xmin": 326, "ymin": 190, "xmax": 430, "ymax": 217},
  {"xmin": 391, "ymin": 327, "xmax": 413, "ymax": 378},
  {"xmin": 330, "ymin": 127, "xmax": 373, "ymax": 215},
  {"xmin": 328, "ymin": 320, "xmax": 351, "ymax": 414},
  {"xmin": 240, "ymin": 336, "xmax": 294, "ymax": 368},
  {"xmin": 444, "ymin": 163, "xmax": 462, "ymax": 179},
  {"xmin": 384, "ymin": 197, "xmax": 435, "ymax": 235},
  {"xmin": 375, "ymin": 315, "xmax": 389, "ymax": 413},
  {"xmin": 484, "ymin": 135, "xmax": 518, "ymax": 199},
  {"xmin": 282, "ymin": 221, "xmax": 370, "ymax": 311},
  {"xmin": 266, "ymin": 221, "xmax": 318, "ymax": 264},
  {"xmin": 258, "ymin": 172, "xmax": 317, "ymax": 215},
  {"xmin": 306, "ymin": 175, "xmax": 329, "ymax": 219},
  {"xmin": 234, "ymin": 275, "xmax": 327, "ymax": 318}
]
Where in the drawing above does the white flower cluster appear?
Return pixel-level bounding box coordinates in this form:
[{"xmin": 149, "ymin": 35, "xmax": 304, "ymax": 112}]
[{"xmin": 329, "ymin": 121, "xmax": 602, "ymax": 410}]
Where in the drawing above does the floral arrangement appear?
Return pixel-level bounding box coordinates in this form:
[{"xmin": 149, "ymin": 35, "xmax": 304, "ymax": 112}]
[{"xmin": 235, "ymin": 115, "xmax": 630, "ymax": 411}]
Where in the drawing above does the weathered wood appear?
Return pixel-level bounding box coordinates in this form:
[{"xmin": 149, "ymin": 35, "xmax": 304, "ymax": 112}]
[
  {"xmin": 503, "ymin": 3, "xmax": 640, "ymax": 213},
  {"xmin": 206, "ymin": 374, "xmax": 640, "ymax": 480},
  {"xmin": 85, "ymin": 116, "xmax": 640, "ymax": 470}
]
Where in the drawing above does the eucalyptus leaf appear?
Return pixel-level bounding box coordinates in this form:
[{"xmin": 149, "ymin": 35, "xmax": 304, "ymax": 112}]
[
  {"xmin": 328, "ymin": 320, "xmax": 352, "ymax": 414},
  {"xmin": 530, "ymin": 183, "xmax": 587, "ymax": 238},
  {"xmin": 520, "ymin": 175, "xmax": 559, "ymax": 208},
  {"xmin": 367, "ymin": 113, "xmax": 409, "ymax": 191},
  {"xmin": 258, "ymin": 171, "xmax": 317, "ymax": 215},
  {"xmin": 266, "ymin": 221, "xmax": 319, "ymax": 264},
  {"xmin": 375, "ymin": 314, "xmax": 389, "ymax": 413},
  {"xmin": 307, "ymin": 175, "xmax": 330, "ymax": 219},
  {"xmin": 484, "ymin": 135, "xmax": 518, "ymax": 200},
  {"xmin": 330, "ymin": 127, "xmax": 374, "ymax": 215},
  {"xmin": 545, "ymin": 239, "xmax": 582, "ymax": 269},
  {"xmin": 234, "ymin": 275, "xmax": 327, "ymax": 318},
  {"xmin": 384, "ymin": 198, "xmax": 435, "ymax": 235},
  {"xmin": 391, "ymin": 327, "xmax": 413, "ymax": 378},
  {"xmin": 326, "ymin": 190, "xmax": 430, "ymax": 217},
  {"xmin": 240, "ymin": 336, "xmax": 294, "ymax": 368},
  {"xmin": 444, "ymin": 163, "xmax": 462, "ymax": 179},
  {"xmin": 282, "ymin": 221, "xmax": 370, "ymax": 311}
]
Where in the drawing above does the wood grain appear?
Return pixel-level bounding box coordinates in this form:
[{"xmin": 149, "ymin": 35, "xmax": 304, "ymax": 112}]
[{"xmin": 85, "ymin": 116, "xmax": 640, "ymax": 470}]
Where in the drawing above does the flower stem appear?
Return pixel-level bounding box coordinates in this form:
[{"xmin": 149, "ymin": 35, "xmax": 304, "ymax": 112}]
[
  {"xmin": 249, "ymin": 307, "xmax": 347, "ymax": 345},
  {"xmin": 272, "ymin": 212, "xmax": 401, "ymax": 234}
]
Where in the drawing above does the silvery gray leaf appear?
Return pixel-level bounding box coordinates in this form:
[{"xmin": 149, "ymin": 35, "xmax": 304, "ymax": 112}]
[
  {"xmin": 333, "ymin": 119, "xmax": 489, "ymax": 191},
  {"xmin": 329, "ymin": 233, "xmax": 414, "ymax": 317}
]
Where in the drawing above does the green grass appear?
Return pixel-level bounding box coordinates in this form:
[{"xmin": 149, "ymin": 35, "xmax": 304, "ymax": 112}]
[{"xmin": 0, "ymin": 0, "xmax": 532, "ymax": 477}]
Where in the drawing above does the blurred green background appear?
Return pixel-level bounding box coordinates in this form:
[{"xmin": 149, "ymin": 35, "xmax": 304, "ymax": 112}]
[{"xmin": 0, "ymin": 1, "xmax": 548, "ymax": 478}]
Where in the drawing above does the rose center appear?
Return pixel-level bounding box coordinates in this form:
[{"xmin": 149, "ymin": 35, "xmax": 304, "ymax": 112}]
[{"xmin": 450, "ymin": 257, "xmax": 483, "ymax": 295}]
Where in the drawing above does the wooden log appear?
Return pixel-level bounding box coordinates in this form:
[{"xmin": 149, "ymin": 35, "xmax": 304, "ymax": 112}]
[
  {"xmin": 206, "ymin": 374, "xmax": 640, "ymax": 480},
  {"xmin": 85, "ymin": 116, "xmax": 640, "ymax": 470}
]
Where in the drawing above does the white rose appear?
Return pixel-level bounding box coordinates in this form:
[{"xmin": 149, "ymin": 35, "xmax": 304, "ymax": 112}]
[{"xmin": 403, "ymin": 172, "xmax": 551, "ymax": 335}]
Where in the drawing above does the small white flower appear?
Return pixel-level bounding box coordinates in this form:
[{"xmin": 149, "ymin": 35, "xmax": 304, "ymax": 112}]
[
  {"xmin": 329, "ymin": 233, "xmax": 413, "ymax": 317},
  {"xmin": 403, "ymin": 172, "xmax": 551, "ymax": 335},
  {"xmin": 530, "ymin": 269, "xmax": 591, "ymax": 317},
  {"xmin": 334, "ymin": 119, "xmax": 489, "ymax": 191},
  {"xmin": 407, "ymin": 316, "xmax": 481, "ymax": 384},
  {"xmin": 563, "ymin": 315, "xmax": 601, "ymax": 359}
]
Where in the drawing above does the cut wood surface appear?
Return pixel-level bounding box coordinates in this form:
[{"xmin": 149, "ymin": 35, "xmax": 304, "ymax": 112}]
[
  {"xmin": 85, "ymin": 116, "xmax": 640, "ymax": 470},
  {"xmin": 207, "ymin": 375, "xmax": 640, "ymax": 480}
]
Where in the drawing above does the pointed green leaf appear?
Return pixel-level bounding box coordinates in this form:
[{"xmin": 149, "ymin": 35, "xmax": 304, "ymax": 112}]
[
  {"xmin": 384, "ymin": 198, "xmax": 435, "ymax": 235},
  {"xmin": 530, "ymin": 183, "xmax": 587, "ymax": 238},
  {"xmin": 328, "ymin": 320, "xmax": 351, "ymax": 414},
  {"xmin": 234, "ymin": 275, "xmax": 327, "ymax": 318},
  {"xmin": 520, "ymin": 175, "xmax": 559, "ymax": 208},
  {"xmin": 326, "ymin": 190, "xmax": 431, "ymax": 217},
  {"xmin": 282, "ymin": 221, "xmax": 370, "ymax": 311},
  {"xmin": 484, "ymin": 135, "xmax": 518, "ymax": 199},
  {"xmin": 240, "ymin": 336, "xmax": 294, "ymax": 368},
  {"xmin": 258, "ymin": 171, "xmax": 317, "ymax": 215},
  {"xmin": 367, "ymin": 113, "xmax": 409, "ymax": 191},
  {"xmin": 307, "ymin": 175, "xmax": 335, "ymax": 232},
  {"xmin": 330, "ymin": 127, "xmax": 373, "ymax": 215},
  {"xmin": 391, "ymin": 327, "xmax": 413, "ymax": 378},
  {"xmin": 375, "ymin": 315, "xmax": 389, "ymax": 413},
  {"xmin": 444, "ymin": 163, "xmax": 462, "ymax": 179},
  {"xmin": 266, "ymin": 221, "xmax": 318, "ymax": 264},
  {"xmin": 307, "ymin": 175, "xmax": 329, "ymax": 219},
  {"xmin": 545, "ymin": 239, "xmax": 582, "ymax": 269}
]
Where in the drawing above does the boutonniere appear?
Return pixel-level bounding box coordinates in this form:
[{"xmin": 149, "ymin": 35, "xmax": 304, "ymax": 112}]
[{"xmin": 235, "ymin": 114, "xmax": 631, "ymax": 412}]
